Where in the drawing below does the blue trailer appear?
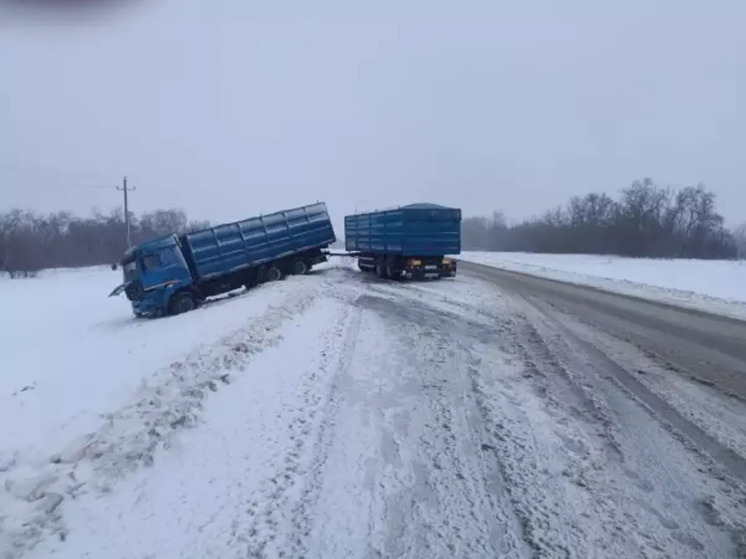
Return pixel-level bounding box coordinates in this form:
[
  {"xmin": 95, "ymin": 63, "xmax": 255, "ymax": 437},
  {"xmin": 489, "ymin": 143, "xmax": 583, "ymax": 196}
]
[
  {"xmin": 110, "ymin": 202, "xmax": 336, "ymax": 317},
  {"xmin": 344, "ymin": 203, "xmax": 461, "ymax": 280}
]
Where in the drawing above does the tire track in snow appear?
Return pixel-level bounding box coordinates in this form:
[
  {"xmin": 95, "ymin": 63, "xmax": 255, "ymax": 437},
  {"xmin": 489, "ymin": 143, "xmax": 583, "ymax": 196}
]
[
  {"xmin": 520, "ymin": 297, "xmax": 746, "ymax": 555},
  {"xmin": 378, "ymin": 271, "xmax": 746, "ymax": 557},
  {"xmin": 513, "ymin": 317, "xmax": 626, "ymax": 463},
  {"xmin": 283, "ymin": 302, "xmax": 364, "ymax": 558},
  {"xmin": 464, "ymin": 310, "xmax": 639, "ymax": 557},
  {"xmin": 239, "ymin": 299, "xmax": 363, "ymax": 558},
  {"xmin": 465, "ymin": 281, "xmax": 746, "ymax": 558},
  {"xmin": 341, "ymin": 276, "xmax": 608, "ymax": 556},
  {"xmin": 554, "ymin": 307, "xmax": 746, "ymax": 484},
  {"xmin": 350, "ymin": 294, "xmax": 530, "ymax": 559}
]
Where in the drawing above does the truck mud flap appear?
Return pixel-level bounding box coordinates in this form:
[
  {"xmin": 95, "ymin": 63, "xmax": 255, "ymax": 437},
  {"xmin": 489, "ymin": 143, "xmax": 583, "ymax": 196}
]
[{"xmin": 109, "ymin": 282, "xmax": 131, "ymax": 297}]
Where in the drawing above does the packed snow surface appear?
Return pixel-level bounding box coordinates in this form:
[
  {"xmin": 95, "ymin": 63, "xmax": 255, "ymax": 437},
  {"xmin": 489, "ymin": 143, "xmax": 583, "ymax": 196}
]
[
  {"xmin": 459, "ymin": 251, "xmax": 746, "ymax": 320},
  {"xmin": 2, "ymin": 259, "xmax": 746, "ymax": 558}
]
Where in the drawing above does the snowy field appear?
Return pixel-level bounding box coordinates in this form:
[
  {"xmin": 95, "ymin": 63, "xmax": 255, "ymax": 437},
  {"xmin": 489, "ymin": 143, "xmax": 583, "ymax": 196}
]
[
  {"xmin": 1, "ymin": 265, "xmax": 327, "ymax": 556},
  {"xmin": 459, "ymin": 251, "xmax": 746, "ymax": 321},
  {"xmin": 2, "ymin": 260, "xmax": 746, "ymax": 558}
]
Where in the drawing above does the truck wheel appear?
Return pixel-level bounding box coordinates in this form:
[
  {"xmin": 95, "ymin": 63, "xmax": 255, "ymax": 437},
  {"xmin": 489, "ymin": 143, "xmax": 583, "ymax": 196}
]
[
  {"xmin": 169, "ymin": 292, "xmax": 196, "ymax": 315},
  {"xmin": 375, "ymin": 260, "xmax": 387, "ymax": 279},
  {"xmin": 266, "ymin": 266, "xmax": 282, "ymax": 282},
  {"xmin": 386, "ymin": 262, "xmax": 397, "ymax": 279},
  {"xmin": 291, "ymin": 260, "xmax": 308, "ymax": 275}
]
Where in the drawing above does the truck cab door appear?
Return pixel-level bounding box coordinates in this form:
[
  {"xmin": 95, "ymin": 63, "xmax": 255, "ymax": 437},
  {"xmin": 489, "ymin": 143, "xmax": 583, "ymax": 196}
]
[{"xmin": 109, "ymin": 282, "xmax": 131, "ymax": 297}]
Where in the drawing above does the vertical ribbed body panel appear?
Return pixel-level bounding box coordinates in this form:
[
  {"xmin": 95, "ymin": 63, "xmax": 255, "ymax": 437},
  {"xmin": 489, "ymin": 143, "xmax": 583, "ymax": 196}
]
[
  {"xmin": 344, "ymin": 203, "xmax": 461, "ymax": 256},
  {"xmin": 183, "ymin": 202, "xmax": 335, "ymax": 280}
]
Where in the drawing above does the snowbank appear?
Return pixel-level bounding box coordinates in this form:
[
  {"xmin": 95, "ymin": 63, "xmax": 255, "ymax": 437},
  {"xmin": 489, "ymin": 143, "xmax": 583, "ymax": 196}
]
[
  {"xmin": 459, "ymin": 252, "xmax": 746, "ymax": 320},
  {"xmin": 28, "ymin": 293, "xmax": 358, "ymax": 559},
  {"xmin": 0, "ymin": 263, "xmax": 339, "ymax": 556},
  {"xmin": 1, "ymin": 266, "xmax": 304, "ymax": 464}
]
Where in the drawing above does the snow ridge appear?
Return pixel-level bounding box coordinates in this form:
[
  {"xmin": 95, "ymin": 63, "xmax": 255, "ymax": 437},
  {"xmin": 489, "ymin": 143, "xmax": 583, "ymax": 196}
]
[{"xmin": 0, "ymin": 280, "xmax": 324, "ymax": 559}]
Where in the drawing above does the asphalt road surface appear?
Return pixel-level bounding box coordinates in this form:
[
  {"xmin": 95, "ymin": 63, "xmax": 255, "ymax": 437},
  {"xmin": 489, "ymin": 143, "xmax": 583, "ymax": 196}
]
[
  {"xmin": 462, "ymin": 261, "xmax": 746, "ymax": 479},
  {"xmin": 462, "ymin": 261, "xmax": 746, "ymax": 399}
]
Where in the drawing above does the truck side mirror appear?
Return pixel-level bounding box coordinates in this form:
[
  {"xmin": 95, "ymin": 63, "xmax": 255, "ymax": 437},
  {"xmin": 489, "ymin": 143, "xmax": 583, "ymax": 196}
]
[{"xmin": 111, "ymin": 263, "xmax": 118, "ymax": 271}]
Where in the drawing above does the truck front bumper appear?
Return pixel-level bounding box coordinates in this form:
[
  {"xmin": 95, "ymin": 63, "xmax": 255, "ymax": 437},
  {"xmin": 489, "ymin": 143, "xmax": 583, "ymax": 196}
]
[
  {"xmin": 131, "ymin": 300, "xmax": 164, "ymax": 318},
  {"xmin": 130, "ymin": 290, "xmax": 170, "ymax": 318}
]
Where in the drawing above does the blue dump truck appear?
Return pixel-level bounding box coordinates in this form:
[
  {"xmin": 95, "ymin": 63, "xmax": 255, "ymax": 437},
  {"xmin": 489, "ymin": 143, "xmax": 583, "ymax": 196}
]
[
  {"xmin": 344, "ymin": 203, "xmax": 461, "ymax": 279},
  {"xmin": 109, "ymin": 202, "xmax": 336, "ymax": 317}
]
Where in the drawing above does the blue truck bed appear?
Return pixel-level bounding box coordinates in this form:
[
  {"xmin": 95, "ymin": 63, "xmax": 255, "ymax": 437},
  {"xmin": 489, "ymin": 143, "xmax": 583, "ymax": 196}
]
[
  {"xmin": 344, "ymin": 203, "xmax": 461, "ymax": 280},
  {"xmin": 110, "ymin": 201, "xmax": 337, "ymax": 318},
  {"xmin": 344, "ymin": 203, "xmax": 461, "ymax": 256},
  {"xmin": 182, "ymin": 202, "xmax": 336, "ymax": 280}
]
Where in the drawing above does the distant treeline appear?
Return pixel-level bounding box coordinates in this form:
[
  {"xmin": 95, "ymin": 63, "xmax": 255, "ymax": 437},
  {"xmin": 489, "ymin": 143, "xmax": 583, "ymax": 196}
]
[
  {"xmin": 463, "ymin": 178, "xmax": 746, "ymax": 260},
  {"xmin": 0, "ymin": 208, "xmax": 209, "ymax": 277},
  {"xmin": 2, "ymin": 178, "xmax": 745, "ymax": 278}
]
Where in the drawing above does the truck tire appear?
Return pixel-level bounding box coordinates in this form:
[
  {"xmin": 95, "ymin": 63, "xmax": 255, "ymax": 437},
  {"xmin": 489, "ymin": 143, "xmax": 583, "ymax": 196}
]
[
  {"xmin": 386, "ymin": 260, "xmax": 397, "ymax": 279},
  {"xmin": 291, "ymin": 260, "xmax": 308, "ymax": 275},
  {"xmin": 375, "ymin": 260, "xmax": 387, "ymax": 279},
  {"xmin": 266, "ymin": 266, "xmax": 282, "ymax": 282},
  {"xmin": 169, "ymin": 292, "xmax": 196, "ymax": 315}
]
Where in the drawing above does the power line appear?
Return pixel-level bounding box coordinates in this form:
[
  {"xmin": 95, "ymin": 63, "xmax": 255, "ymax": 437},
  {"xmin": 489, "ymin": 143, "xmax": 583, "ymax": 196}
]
[
  {"xmin": 0, "ymin": 182, "xmax": 126, "ymax": 190},
  {"xmin": 115, "ymin": 176, "xmax": 136, "ymax": 249}
]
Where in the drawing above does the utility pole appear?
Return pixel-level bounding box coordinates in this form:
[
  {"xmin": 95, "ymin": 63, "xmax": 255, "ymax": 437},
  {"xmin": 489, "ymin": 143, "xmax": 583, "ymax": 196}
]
[{"xmin": 116, "ymin": 176, "xmax": 136, "ymax": 248}]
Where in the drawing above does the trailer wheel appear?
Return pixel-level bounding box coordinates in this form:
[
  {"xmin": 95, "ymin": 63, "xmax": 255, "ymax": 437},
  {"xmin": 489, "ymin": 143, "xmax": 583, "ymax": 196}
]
[
  {"xmin": 291, "ymin": 260, "xmax": 308, "ymax": 275},
  {"xmin": 375, "ymin": 260, "xmax": 387, "ymax": 279},
  {"xmin": 169, "ymin": 292, "xmax": 196, "ymax": 315},
  {"xmin": 386, "ymin": 262, "xmax": 397, "ymax": 279},
  {"xmin": 266, "ymin": 266, "xmax": 282, "ymax": 282}
]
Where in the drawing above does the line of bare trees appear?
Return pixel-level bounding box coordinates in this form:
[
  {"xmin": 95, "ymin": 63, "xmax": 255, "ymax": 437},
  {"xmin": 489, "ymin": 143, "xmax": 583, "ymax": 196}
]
[
  {"xmin": 0, "ymin": 208, "xmax": 209, "ymax": 277},
  {"xmin": 1, "ymin": 178, "xmax": 744, "ymax": 278},
  {"xmin": 463, "ymin": 178, "xmax": 745, "ymax": 259}
]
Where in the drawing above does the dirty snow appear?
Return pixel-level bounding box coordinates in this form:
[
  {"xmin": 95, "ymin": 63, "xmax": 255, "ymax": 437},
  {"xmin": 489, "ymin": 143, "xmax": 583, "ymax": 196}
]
[
  {"xmin": 3, "ymin": 260, "xmax": 746, "ymax": 558},
  {"xmin": 459, "ymin": 251, "xmax": 746, "ymax": 320}
]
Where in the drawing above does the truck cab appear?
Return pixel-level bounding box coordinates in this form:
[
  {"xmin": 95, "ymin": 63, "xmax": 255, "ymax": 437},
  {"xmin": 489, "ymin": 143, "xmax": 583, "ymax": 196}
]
[{"xmin": 109, "ymin": 235, "xmax": 195, "ymax": 317}]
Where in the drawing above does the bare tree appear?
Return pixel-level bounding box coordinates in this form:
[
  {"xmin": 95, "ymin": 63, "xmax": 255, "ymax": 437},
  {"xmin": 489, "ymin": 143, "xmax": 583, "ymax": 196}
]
[
  {"xmin": 461, "ymin": 178, "xmax": 737, "ymax": 260},
  {"xmin": 734, "ymin": 222, "xmax": 746, "ymax": 259},
  {"xmin": 0, "ymin": 207, "xmax": 208, "ymax": 277}
]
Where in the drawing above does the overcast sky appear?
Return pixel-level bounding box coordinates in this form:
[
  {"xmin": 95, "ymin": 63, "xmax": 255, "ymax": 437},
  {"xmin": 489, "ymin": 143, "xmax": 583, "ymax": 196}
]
[{"xmin": 1, "ymin": 0, "xmax": 745, "ymax": 230}]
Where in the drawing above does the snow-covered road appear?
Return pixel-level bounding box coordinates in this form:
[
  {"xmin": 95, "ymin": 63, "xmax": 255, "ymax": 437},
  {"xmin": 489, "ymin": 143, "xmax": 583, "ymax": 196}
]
[
  {"xmin": 458, "ymin": 251, "xmax": 746, "ymax": 321},
  {"xmin": 4, "ymin": 261, "xmax": 746, "ymax": 558}
]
